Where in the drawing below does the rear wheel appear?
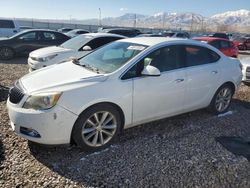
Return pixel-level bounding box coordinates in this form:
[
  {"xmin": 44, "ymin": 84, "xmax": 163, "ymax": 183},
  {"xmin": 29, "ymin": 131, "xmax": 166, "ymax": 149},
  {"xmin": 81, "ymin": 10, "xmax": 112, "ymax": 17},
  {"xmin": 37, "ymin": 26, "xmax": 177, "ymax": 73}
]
[
  {"xmin": 0, "ymin": 47, "xmax": 14, "ymax": 60},
  {"xmin": 208, "ymin": 84, "xmax": 234, "ymax": 115},
  {"xmin": 72, "ymin": 104, "xmax": 122, "ymax": 151}
]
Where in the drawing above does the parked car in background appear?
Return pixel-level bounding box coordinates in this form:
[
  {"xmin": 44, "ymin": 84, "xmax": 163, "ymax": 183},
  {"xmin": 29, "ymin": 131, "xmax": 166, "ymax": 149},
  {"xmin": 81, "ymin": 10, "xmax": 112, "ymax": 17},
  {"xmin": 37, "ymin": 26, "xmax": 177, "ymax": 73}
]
[
  {"xmin": 209, "ymin": 33, "xmax": 230, "ymax": 40},
  {"xmin": 136, "ymin": 33, "xmax": 163, "ymax": 37},
  {"xmin": 7, "ymin": 37, "xmax": 242, "ymax": 151},
  {"xmin": 193, "ymin": 37, "xmax": 238, "ymax": 58},
  {"xmin": 58, "ymin": 28, "xmax": 73, "ymax": 33},
  {"xmin": 28, "ymin": 33, "xmax": 125, "ymax": 71},
  {"xmin": 65, "ymin": 29, "xmax": 90, "ymax": 38},
  {"xmin": 20, "ymin": 26, "xmax": 34, "ymax": 31},
  {"xmin": 160, "ymin": 31, "xmax": 190, "ymax": 39},
  {"xmin": 241, "ymin": 57, "xmax": 250, "ymax": 86},
  {"xmin": 0, "ymin": 29, "xmax": 70, "ymax": 60},
  {"xmin": 99, "ymin": 28, "xmax": 141, "ymax": 37},
  {"xmin": 233, "ymin": 37, "xmax": 250, "ymax": 50},
  {"xmin": 0, "ymin": 19, "xmax": 20, "ymax": 37}
]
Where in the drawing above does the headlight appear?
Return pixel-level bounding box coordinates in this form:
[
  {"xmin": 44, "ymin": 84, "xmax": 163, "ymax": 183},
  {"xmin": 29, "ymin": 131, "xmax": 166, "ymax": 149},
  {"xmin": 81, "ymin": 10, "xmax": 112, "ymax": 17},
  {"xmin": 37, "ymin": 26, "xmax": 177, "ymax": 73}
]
[
  {"xmin": 23, "ymin": 92, "xmax": 62, "ymax": 110},
  {"xmin": 37, "ymin": 54, "xmax": 58, "ymax": 62}
]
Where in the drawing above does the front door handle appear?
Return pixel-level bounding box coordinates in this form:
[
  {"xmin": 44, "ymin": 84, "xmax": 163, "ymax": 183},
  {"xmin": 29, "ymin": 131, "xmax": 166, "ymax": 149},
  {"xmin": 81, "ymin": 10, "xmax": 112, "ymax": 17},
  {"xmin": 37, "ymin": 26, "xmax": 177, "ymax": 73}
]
[
  {"xmin": 175, "ymin": 78, "xmax": 184, "ymax": 83},
  {"xmin": 212, "ymin": 71, "xmax": 218, "ymax": 74}
]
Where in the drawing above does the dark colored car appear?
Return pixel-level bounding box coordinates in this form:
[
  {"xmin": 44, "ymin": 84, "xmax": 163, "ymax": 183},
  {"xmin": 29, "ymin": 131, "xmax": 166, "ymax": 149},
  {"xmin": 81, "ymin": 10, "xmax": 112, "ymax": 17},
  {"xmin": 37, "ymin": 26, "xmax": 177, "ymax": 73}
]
[
  {"xmin": 209, "ymin": 33, "xmax": 229, "ymax": 40},
  {"xmin": 136, "ymin": 33, "xmax": 163, "ymax": 37},
  {"xmin": 161, "ymin": 31, "xmax": 190, "ymax": 38},
  {"xmin": 233, "ymin": 37, "xmax": 250, "ymax": 50},
  {"xmin": 193, "ymin": 37, "xmax": 238, "ymax": 58},
  {"xmin": 0, "ymin": 29, "xmax": 70, "ymax": 60},
  {"xmin": 99, "ymin": 28, "xmax": 141, "ymax": 37}
]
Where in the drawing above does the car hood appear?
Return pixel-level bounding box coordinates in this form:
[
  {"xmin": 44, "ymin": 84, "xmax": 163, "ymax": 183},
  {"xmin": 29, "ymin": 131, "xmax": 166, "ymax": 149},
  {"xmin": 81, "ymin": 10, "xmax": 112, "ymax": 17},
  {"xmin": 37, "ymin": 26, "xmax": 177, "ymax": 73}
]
[
  {"xmin": 20, "ymin": 61, "xmax": 107, "ymax": 94},
  {"xmin": 29, "ymin": 46, "xmax": 73, "ymax": 57}
]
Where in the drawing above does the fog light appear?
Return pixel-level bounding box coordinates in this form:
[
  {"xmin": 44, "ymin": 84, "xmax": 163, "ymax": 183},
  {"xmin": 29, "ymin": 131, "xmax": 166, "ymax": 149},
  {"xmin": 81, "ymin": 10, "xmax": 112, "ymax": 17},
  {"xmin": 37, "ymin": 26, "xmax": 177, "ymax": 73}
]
[{"xmin": 20, "ymin": 127, "xmax": 41, "ymax": 138}]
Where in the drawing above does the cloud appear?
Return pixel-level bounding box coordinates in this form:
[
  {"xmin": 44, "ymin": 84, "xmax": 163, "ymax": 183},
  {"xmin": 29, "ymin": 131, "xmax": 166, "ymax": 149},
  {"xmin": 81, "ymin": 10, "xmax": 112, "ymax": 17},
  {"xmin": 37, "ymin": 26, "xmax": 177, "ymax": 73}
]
[{"xmin": 120, "ymin": 8, "xmax": 128, "ymax": 11}]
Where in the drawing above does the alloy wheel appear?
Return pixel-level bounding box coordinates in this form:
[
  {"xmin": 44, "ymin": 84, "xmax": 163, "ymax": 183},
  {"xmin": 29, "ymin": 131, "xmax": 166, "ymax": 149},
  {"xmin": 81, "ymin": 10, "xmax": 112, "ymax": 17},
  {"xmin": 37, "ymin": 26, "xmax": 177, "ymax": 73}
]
[
  {"xmin": 215, "ymin": 87, "xmax": 232, "ymax": 112},
  {"xmin": 81, "ymin": 111, "xmax": 117, "ymax": 147}
]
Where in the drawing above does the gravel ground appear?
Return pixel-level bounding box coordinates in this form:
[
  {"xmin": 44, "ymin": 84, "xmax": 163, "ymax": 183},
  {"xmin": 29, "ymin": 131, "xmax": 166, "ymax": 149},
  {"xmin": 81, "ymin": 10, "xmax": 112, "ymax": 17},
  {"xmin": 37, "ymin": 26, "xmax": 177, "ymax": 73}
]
[{"xmin": 0, "ymin": 54, "xmax": 250, "ymax": 188}]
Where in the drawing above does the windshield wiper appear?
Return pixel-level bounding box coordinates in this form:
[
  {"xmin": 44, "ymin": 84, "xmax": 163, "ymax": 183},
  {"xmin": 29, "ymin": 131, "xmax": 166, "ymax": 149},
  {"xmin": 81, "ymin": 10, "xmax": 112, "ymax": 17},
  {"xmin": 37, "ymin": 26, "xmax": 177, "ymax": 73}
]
[{"xmin": 80, "ymin": 63, "xmax": 102, "ymax": 74}]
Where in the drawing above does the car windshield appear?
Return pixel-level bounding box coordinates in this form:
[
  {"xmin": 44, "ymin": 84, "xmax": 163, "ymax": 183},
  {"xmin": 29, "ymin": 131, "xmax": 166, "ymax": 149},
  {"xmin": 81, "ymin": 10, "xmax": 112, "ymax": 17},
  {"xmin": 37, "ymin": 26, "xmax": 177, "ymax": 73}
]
[
  {"xmin": 60, "ymin": 35, "xmax": 93, "ymax": 50},
  {"xmin": 10, "ymin": 30, "xmax": 30, "ymax": 38},
  {"xmin": 78, "ymin": 41, "xmax": 148, "ymax": 74}
]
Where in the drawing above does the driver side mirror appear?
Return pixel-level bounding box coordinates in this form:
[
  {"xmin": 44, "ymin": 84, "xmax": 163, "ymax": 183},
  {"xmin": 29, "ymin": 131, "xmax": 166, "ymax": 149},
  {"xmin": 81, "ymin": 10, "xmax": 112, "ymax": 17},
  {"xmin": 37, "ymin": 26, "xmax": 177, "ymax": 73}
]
[
  {"xmin": 82, "ymin": 45, "xmax": 92, "ymax": 51},
  {"xmin": 141, "ymin": 65, "xmax": 161, "ymax": 77}
]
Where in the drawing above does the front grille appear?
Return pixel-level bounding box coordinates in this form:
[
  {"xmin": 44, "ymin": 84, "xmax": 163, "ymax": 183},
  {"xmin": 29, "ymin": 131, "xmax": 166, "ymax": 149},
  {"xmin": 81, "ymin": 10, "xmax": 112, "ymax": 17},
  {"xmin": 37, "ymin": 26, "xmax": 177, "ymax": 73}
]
[
  {"xmin": 246, "ymin": 66, "xmax": 250, "ymax": 72},
  {"xmin": 9, "ymin": 86, "xmax": 24, "ymax": 104}
]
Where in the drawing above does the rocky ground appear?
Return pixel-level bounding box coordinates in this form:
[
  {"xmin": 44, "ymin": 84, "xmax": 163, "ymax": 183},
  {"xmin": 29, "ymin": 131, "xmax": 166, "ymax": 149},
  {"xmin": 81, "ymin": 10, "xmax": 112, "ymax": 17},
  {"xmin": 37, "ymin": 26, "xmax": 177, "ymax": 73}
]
[{"xmin": 0, "ymin": 55, "xmax": 250, "ymax": 188}]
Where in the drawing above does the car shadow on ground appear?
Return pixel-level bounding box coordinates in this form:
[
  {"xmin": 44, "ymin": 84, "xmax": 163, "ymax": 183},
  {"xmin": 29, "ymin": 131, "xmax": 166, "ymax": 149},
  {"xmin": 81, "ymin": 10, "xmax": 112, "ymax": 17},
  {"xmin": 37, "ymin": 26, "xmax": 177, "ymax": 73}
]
[
  {"xmin": 27, "ymin": 97, "xmax": 250, "ymax": 187},
  {"xmin": 0, "ymin": 87, "xmax": 9, "ymax": 102},
  {"xmin": 0, "ymin": 56, "xmax": 27, "ymax": 65},
  {"xmin": 0, "ymin": 138, "xmax": 5, "ymax": 166},
  {"xmin": 28, "ymin": 108, "xmax": 211, "ymax": 186}
]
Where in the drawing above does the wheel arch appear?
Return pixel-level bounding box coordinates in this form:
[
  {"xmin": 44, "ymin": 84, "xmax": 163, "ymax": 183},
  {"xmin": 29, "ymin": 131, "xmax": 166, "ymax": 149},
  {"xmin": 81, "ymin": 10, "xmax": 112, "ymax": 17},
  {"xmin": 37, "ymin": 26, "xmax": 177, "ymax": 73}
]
[{"xmin": 70, "ymin": 101, "xmax": 125, "ymax": 144}]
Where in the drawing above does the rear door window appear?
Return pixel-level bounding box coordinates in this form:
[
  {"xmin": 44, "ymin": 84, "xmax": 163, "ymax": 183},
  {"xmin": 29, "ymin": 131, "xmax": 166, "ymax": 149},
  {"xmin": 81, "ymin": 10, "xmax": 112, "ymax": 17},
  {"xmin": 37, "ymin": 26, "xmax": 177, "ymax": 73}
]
[
  {"xmin": 42, "ymin": 32, "xmax": 57, "ymax": 40},
  {"xmin": 209, "ymin": 40, "xmax": 221, "ymax": 49},
  {"xmin": 220, "ymin": 40, "xmax": 230, "ymax": 48},
  {"xmin": 0, "ymin": 20, "xmax": 15, "ymax": 29},
  {"xmin": 185, "ymin": 45, "xmax": 220, "ymax": 67}
]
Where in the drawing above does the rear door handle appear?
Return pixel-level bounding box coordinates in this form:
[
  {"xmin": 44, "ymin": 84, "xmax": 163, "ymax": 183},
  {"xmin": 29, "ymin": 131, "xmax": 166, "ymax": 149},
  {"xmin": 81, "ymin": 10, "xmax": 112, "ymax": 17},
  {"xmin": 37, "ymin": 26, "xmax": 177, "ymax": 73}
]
[
  {"xmin": 175, "ymin": 78, "xmax": 184, "ymax": 83},
  {"xmin": 211, "ymin": 71, "xmax": 218, "ymax": 74}
]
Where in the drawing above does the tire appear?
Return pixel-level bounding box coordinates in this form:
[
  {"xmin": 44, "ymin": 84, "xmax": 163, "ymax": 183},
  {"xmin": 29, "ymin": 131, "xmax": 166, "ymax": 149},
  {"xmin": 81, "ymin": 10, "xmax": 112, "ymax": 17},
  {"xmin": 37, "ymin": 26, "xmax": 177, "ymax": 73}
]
[
  {"xmin": 72, "ymin": 103, "xmax": 122, "ymax": 151},
  {"xmin": 0, "ymin": 47, "xmax": 14, "ymax": 60},
  {"xmin": 242, "ymin": 45, "xmax": 247, "ymax": 51},
  {"xmin": 208, "ymin": 84, "xmax": 234, "ymax": 115}
]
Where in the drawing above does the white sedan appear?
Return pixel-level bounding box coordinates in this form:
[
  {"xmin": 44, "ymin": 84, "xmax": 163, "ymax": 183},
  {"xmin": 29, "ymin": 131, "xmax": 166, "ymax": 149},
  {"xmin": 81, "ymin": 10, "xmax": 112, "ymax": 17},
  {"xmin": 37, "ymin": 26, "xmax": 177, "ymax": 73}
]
[
  {"xmin": 7, "ymin": 37, "xmax": 242, "ymax": 151},
  {"xmin": 28, "ymin": 33, "xmax": 125, "ymax": 72},
  {"xmin": 241, "ymin": 57, "xmax": 250, "ymax": 85}
]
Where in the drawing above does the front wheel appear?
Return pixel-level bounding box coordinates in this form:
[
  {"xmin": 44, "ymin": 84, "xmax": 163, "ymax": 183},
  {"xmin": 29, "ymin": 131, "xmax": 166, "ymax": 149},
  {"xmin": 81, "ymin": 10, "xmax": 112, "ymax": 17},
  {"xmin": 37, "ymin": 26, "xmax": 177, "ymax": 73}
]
[
  {"xmin": 72, "ymin": 104, "xmax": 122, "ymax": 151},
  {"xmin": 208, "ymin": 84, "xmax": 234, "ymax": 115}
]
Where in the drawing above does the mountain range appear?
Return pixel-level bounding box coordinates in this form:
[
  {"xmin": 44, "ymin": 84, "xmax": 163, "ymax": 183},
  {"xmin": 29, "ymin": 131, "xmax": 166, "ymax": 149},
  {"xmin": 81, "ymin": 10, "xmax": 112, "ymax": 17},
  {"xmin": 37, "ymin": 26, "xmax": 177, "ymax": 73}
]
[{"xmin": 80, "ymin": 9, "xmax": 250, "ymax": 31}]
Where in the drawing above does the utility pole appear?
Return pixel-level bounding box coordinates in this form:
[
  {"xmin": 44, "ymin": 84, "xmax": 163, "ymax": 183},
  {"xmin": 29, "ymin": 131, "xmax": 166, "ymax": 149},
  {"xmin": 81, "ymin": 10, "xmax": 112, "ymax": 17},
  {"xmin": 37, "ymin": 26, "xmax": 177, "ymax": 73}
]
[
  {"xmin": 190, "ymin": 13, "xmax": 194, "ymax": 32},
  {"xmin": 201, "ymin": 16, "xmax": 204, "ymax": 32},
  {"xmin": 162, "ymin": 13, "xmax": 165, "ymax": 29},
  {"xmin": 99, "ymin": 8, "xmax": 102, "ymax": 26},
  {"xmin": 134, "ymin": 14, "xmax": 137, "ymax": 28}
]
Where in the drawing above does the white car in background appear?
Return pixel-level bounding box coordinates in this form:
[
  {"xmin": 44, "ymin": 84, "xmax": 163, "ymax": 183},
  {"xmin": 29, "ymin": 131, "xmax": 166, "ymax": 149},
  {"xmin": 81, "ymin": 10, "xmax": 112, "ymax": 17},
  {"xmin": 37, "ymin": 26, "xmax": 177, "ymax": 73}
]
[
  {"xmin": 241, "ymin": 57, "xmax": 250, "ymax": 86},
  {"xmin": 28, "ymin": 33, "xmax": 126, "ymax": 72},
  {"xmin": 0, "ymin": 19, "xmax": 20, "ymax": 37},
  {"xmin": 65, "ymin": 29, "xmax": 89, "ymax": 38},
  {"xmin": 7, "ymin": 37, "xmax": 242, "ymax": 151}
]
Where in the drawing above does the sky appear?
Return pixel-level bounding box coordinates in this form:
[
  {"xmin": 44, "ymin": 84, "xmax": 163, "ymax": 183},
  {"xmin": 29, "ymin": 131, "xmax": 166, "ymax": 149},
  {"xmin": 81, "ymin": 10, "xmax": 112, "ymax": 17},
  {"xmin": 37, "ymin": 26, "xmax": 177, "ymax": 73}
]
[{"xmin": 0, "ymin": 0, "xmax": 249, "ymax": 20}]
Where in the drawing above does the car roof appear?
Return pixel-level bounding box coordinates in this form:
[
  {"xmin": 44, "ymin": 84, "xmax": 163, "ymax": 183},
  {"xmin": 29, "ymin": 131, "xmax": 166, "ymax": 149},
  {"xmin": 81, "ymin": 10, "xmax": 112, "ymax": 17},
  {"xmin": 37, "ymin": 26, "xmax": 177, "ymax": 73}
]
[
  {"xmin": 193, "ymin": 37, "xmax": 230, "ymax": 42},
  {"xmin": 81, "ymin": 32, "xmax": 127, "ymax": 38},
  {"xmin": 21, "ymin": 29, "xmax": 62, "ymax": 33},
  {"xmin": 102, "ymin": 28, "xmax": 140, "ymax": 31},
  {"xmin": 118, "ymin": 37, "xmax": 187, "ymax": 46}
]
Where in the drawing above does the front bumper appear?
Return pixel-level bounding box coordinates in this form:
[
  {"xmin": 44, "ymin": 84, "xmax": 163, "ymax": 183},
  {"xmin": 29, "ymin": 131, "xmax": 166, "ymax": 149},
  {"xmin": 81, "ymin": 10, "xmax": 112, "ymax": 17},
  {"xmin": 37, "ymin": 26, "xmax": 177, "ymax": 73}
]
[{"xmin": 7, "ymin": 99, "xmax": 78, "ymax": 145}]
